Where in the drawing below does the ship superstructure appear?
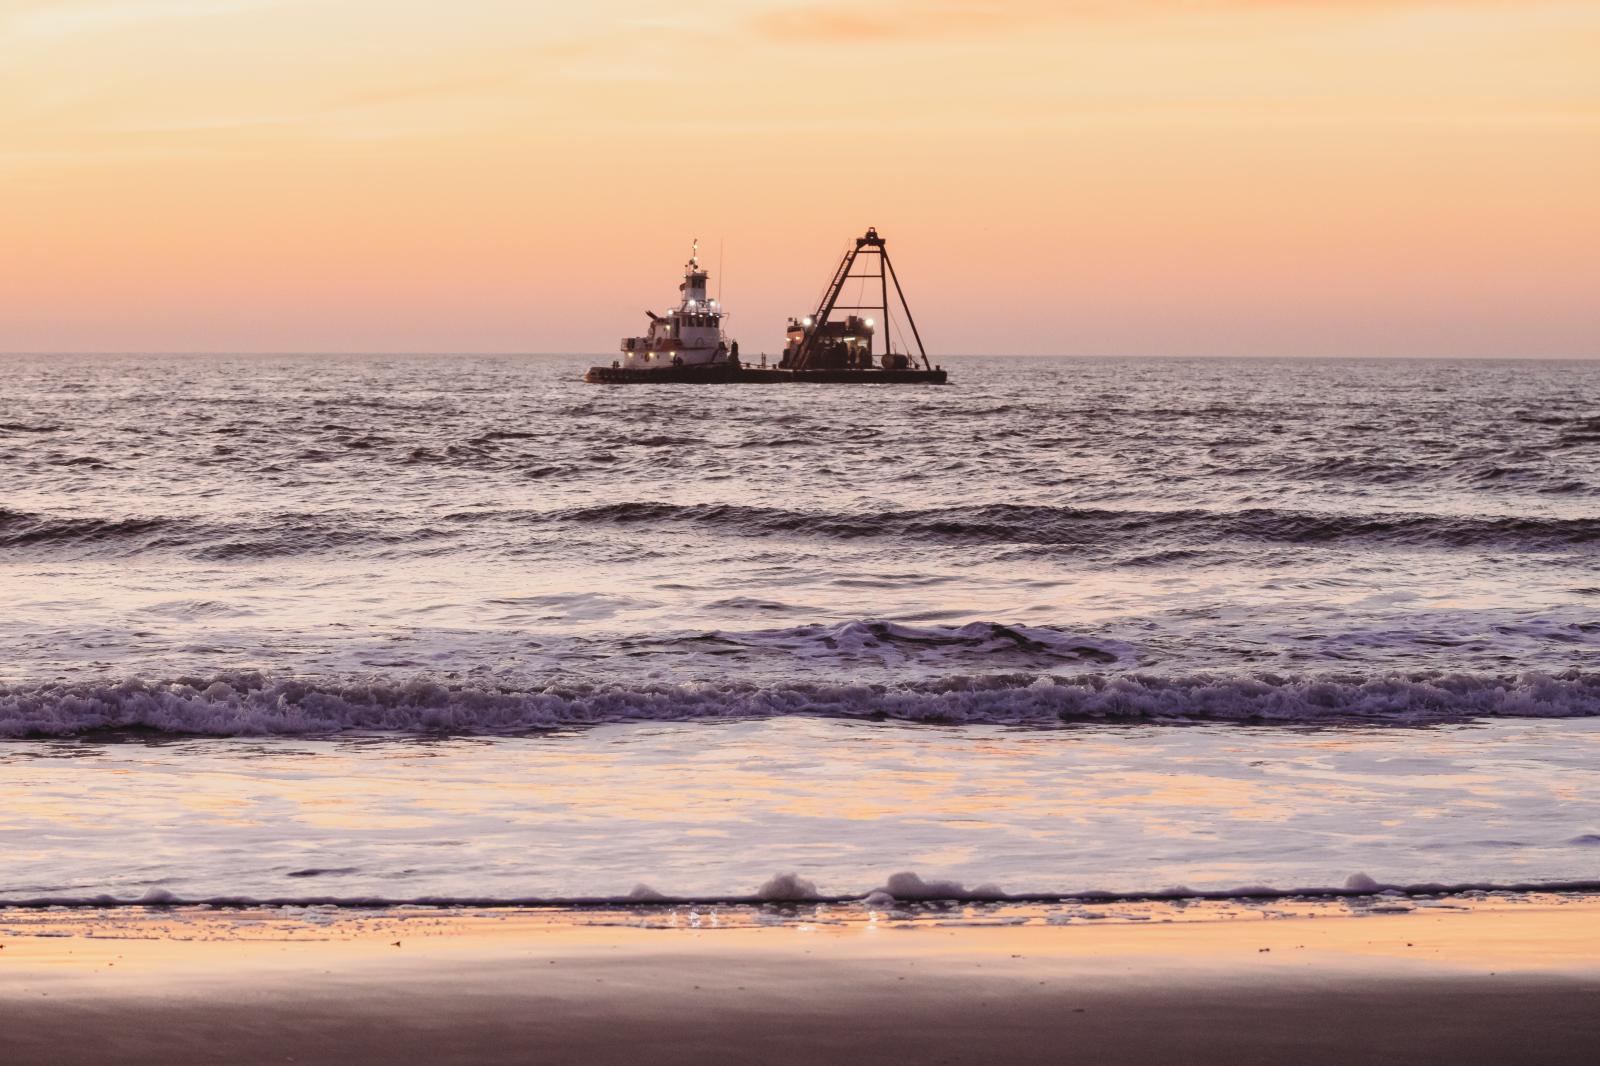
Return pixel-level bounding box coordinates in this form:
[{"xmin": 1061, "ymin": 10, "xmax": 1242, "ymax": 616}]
[{"xmin": 617, "ymin": 241, "xmax": 735, "ymax": 370}]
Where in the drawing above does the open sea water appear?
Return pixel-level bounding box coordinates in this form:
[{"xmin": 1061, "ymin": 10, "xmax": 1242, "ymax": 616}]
[{"xmin": 2, "ymin": 354, "xmax": 1597, "ymax": 903}]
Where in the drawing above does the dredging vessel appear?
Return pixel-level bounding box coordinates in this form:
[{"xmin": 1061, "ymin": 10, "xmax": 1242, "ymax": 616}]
[{"xmin": 585, "ymin": 228, "xmax": 947, "ymax": 384}]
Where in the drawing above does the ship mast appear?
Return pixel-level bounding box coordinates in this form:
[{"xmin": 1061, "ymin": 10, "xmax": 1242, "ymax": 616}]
[{"xmin": 790, "ymin": 228, "xmax": 930, "ymax": 372}]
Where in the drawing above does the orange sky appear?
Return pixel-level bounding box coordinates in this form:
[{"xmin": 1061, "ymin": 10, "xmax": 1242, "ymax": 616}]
[{"xmin": 2, "ymin": 0, "xmax": 1597, "ymax": 356}]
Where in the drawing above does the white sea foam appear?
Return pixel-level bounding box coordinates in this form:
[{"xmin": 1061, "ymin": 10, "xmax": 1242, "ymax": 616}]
[
  {"xmin": 876, "ymin": 871, "xmax": 978, "ymax": 901},
  {"xmin": 1, "ymin": 668, "xmax": 1595, "ymax": 737},
  {"xmin": 756, "ymin": 872, "xmax": 821, "ymax": 902},
  {"xmin": 627, "ymin": 884, "xmax": 669, "ymax": 902}
]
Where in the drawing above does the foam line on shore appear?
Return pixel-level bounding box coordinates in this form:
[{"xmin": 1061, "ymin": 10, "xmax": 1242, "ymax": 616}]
[{"xmin": 5, "ymin": 873, "xmax": 1599, "ymax": 910}]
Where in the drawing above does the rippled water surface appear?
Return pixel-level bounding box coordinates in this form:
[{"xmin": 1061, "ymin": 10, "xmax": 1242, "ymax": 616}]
[
  {"xmin": 1, "ymin": 354, "xmax": 1596, "ymax": 898},
  {"xmin": 3, "ymin": 354, "xmax": 1596, "ymax": 729}
]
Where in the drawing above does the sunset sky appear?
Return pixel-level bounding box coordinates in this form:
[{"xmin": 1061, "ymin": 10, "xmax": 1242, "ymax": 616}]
[{"xmin": 2, "ymin": 0, "xmax": 1597, "ymax": 357}]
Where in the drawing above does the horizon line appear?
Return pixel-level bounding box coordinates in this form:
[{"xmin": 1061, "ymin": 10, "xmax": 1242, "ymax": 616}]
[{"xmin": 3, "ymin": 351, "xmax": 1597, "ymax": 362}]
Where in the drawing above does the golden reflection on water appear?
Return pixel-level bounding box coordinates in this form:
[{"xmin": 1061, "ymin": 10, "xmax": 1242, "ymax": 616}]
[{"xmin": 3, "ymin": 718, "xmax": 1599, "ymax": 900}]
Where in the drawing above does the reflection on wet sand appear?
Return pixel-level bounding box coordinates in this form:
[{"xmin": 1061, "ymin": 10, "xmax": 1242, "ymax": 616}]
[
  {"xmin": 3, "ymin": 898, "xmax": 1597, "ymax": 1066},
  {"xmin": 5, "ymin": 895, "xmax": 1600, "ymax": 980}
]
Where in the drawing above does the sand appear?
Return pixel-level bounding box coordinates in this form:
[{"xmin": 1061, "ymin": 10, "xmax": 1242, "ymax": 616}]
[{"xmin": 2, "ymin": 897, "xmax": 1598, "ymax": 1065}]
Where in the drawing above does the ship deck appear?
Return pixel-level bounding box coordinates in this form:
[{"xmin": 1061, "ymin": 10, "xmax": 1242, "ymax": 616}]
[{"xmin": 584, "ymin": 364, "xmax": 947, "ymax": 385}]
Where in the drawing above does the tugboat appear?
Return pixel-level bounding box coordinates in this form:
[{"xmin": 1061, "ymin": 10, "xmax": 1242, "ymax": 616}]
[
  {"xmin": 584, "ymin": 240, "xmax": 738, "ymax": 383},
  {"xmin": 585, "ymin": 229, "xmax": 946, "ymax": 384}
]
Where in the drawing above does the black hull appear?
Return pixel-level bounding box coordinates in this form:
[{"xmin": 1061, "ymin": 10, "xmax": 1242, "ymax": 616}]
[{"xmin": 584, "ymin": 364, "xmax": 947, "ymax": 385}]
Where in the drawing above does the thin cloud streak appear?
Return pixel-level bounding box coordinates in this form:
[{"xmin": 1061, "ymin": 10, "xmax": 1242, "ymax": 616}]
[
  {"xmin": 3, "ymin": 0, "xmax": 288, "ymax": 42},
  {"xmin": 749, "ymin": 0, "xmax": 1547, "ymax": 42}
]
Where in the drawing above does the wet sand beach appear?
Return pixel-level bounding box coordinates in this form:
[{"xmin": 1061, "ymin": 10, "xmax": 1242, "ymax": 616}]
[{"xmin": 4, "ymin": 897, "xmax": 1597, "ymax": 1065}]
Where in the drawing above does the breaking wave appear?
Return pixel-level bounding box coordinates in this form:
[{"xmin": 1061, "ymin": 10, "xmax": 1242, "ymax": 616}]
[
  {"xmin": 556, "ymin": 501, "xmax": 1600, "ymax": 551},
  {"xmin": 5, "ymin": 501, "xmax": 1596, "ymax": 562},
  {"xmin": 0, "ymin": 507, "xmax": 178, "ymax": 551},
  {"xmin": 2, "ymin": 669, "xmax": 1595, "ymax": 737},
  {"xmin": 652, "ymin": 620, "xmax": 1127, "ymax": 665},
  {"xmin": 0, "ymin": 507, "xmax": 440, "ymax": 559}
]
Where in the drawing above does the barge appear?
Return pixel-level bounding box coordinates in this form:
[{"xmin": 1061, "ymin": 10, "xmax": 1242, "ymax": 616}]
[{"xmin": 585, "ymin": 228, "xmax": 947, "ymax": 385}]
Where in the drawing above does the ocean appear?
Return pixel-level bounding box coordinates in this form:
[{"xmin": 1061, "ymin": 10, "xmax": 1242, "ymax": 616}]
[{"xmin": 2, "ymin": 353, "xmax": 1597, "ymax": 904}]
